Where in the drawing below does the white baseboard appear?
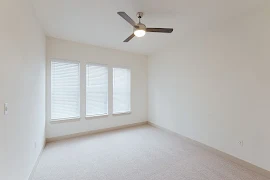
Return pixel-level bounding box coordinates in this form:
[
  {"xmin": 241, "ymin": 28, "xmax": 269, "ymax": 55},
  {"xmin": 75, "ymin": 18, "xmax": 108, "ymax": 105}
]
[
  {"xmin": 46, "ymin": 121, "xmax": 148, "ymax": 143},
  {"xmin": 148, "ymin": 121, "xmax": 270, "ymax": 179},
  {"xmin": 30, "ymin": 121, "xmax": 270, "ymax": 179},
  {"xmin": 28, "ymin": 141, "xmax": 46, "ymax": 180}
]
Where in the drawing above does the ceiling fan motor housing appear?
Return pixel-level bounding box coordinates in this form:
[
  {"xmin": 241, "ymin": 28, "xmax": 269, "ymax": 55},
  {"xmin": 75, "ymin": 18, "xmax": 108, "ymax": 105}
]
[{"xmin": 134, "ymin": 23, "xmax": 146, "ymax": 31}]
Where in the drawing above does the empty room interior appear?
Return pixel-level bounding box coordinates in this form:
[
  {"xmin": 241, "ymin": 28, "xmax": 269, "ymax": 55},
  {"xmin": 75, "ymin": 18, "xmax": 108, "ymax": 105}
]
[{"xmin": 1, "ymin": 0, "xmax": 270, "ymax": 179}]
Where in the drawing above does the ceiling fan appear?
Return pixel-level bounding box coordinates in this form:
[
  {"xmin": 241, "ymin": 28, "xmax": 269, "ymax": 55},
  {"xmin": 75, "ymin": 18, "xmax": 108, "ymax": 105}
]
[{"xmin": 117, "ymin": 12, "xmax": 173, "ymax": 42}]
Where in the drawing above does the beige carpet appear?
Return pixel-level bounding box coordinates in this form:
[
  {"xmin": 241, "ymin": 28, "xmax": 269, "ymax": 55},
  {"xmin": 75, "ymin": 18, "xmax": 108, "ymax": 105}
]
[{"xmin": 32, "ymin": 125, "xmax": 269, "ymax": 180}]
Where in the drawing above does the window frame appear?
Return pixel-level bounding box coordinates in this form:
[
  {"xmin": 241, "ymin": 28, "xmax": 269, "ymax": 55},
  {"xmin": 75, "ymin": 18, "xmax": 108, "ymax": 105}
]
[
  {"xmin": 85, "ymin": 63, "xmax": 109, "ymax": 118},
  {"xmin": 112, "ymin": 67, "xmax": 132, "ymax": 115},
  {"xmin": 50, "ymin": 59, "xmax": 81, "ymax": 122}
]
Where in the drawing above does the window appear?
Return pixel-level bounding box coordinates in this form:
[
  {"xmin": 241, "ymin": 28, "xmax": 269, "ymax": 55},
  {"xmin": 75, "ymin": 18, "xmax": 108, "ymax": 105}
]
[
  {"xmin": 86, "ymin": 64, "xmax": 108, "ymax": 117},
  {"xmin": 51, "ymin": 60, "xmax": 80, "ymax": 120},
  {"xmin": 113, "ymin": 68, "xmax": 131, "ymax": 114}
]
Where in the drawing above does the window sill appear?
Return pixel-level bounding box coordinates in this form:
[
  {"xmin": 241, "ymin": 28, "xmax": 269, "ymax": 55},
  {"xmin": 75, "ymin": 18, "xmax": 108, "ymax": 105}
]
[
  {"xmin": 85, "ymin": 114, "xmax": 109, "ymax": 119},
  {"xmin": 50, "ymin": 117, "xmax": 81, "ymax": 123},
  {"xmin": 113, "ymin": 111, "xmax": 132, "ymax": 116}
]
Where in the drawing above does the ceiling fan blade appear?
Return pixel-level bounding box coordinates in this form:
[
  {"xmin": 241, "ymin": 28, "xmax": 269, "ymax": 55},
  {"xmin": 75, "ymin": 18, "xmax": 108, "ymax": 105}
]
[
  {"xmin": 117, "ymin": 12, "xmax": 136, "ymax": 27},
  {"xmin": 146, "ymin": 28, "xmax": 173, "ymax": 33},
  {"xmin": 124, "ymin": 34, "xmax": 135, "ymax": 42}
]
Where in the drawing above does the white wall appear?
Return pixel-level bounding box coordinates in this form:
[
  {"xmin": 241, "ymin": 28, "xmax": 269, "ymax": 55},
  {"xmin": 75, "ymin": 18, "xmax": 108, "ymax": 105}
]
[
  {"xmin": 46, "ymin": 37, "xmax": 148, "ymax": 138},
  {"xmin": 0, "ymin": 0, "xmax": 46, "ymax": 179},
  {"xmin": 148, "ymin": 7, "xmax": 270, "ymax": 171}
]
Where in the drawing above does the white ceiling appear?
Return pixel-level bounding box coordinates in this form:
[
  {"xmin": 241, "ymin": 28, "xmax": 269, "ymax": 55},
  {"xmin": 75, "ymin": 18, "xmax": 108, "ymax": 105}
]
[{"xmin": 32, "ymin": 0, "xmax": 267, "ymax": 55}]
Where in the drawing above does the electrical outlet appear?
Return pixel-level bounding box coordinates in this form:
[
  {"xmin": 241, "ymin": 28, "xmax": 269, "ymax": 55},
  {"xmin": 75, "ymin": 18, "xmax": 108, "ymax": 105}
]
[
  {"xmin": 34, "ymin": 141, "xmax": 37, "ymax": 149},
  {"xmin": 238, "ymin": 140, "xmax": 244, "ymax": 147},
  {"xmin": 4, "ymin": 103, "xmax": 8, "ymax": 115}
]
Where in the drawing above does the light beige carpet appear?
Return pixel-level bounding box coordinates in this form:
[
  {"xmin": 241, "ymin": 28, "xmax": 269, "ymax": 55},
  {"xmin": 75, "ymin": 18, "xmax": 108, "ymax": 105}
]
[{"xmin": 32, "ymin": 125, "xmax": 269, "ymax": 180}]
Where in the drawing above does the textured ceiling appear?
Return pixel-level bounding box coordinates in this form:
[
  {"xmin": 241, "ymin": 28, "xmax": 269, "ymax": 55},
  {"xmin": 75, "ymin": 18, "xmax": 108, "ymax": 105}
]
[{"xmin": 32, "ymin": 0, "xmax": 267, "ymax": 55}]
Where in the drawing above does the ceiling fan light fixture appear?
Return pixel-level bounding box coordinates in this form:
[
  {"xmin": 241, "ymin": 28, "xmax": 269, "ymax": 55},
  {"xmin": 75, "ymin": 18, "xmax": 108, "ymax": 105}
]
[
  {"xmin": 118, "ymin": 12, "xmax": 173, "ymax": 42},
  {"xmin": 134, "ymin": 29, "xmax": 146, "ymax": 37}
]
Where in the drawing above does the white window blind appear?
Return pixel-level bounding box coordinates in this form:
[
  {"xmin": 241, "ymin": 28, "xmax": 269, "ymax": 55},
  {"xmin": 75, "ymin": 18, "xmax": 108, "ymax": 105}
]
[
  {"xmin": 86, "ymin": 64, "xmax": 108, "ymax": 116},
  {"xmin": 51, "ymin": 60, "xmax": 80, "ymax": 120},
  {"xmin": 113, "ymin": 68, "xmax": 131, "ymax": 114}
]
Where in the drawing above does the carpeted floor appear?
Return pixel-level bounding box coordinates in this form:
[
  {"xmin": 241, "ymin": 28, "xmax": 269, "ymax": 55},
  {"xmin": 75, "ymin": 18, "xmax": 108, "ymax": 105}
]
[{"xmin": 32, "ymin": 125, "xmax": 269, "ymax": 180}]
